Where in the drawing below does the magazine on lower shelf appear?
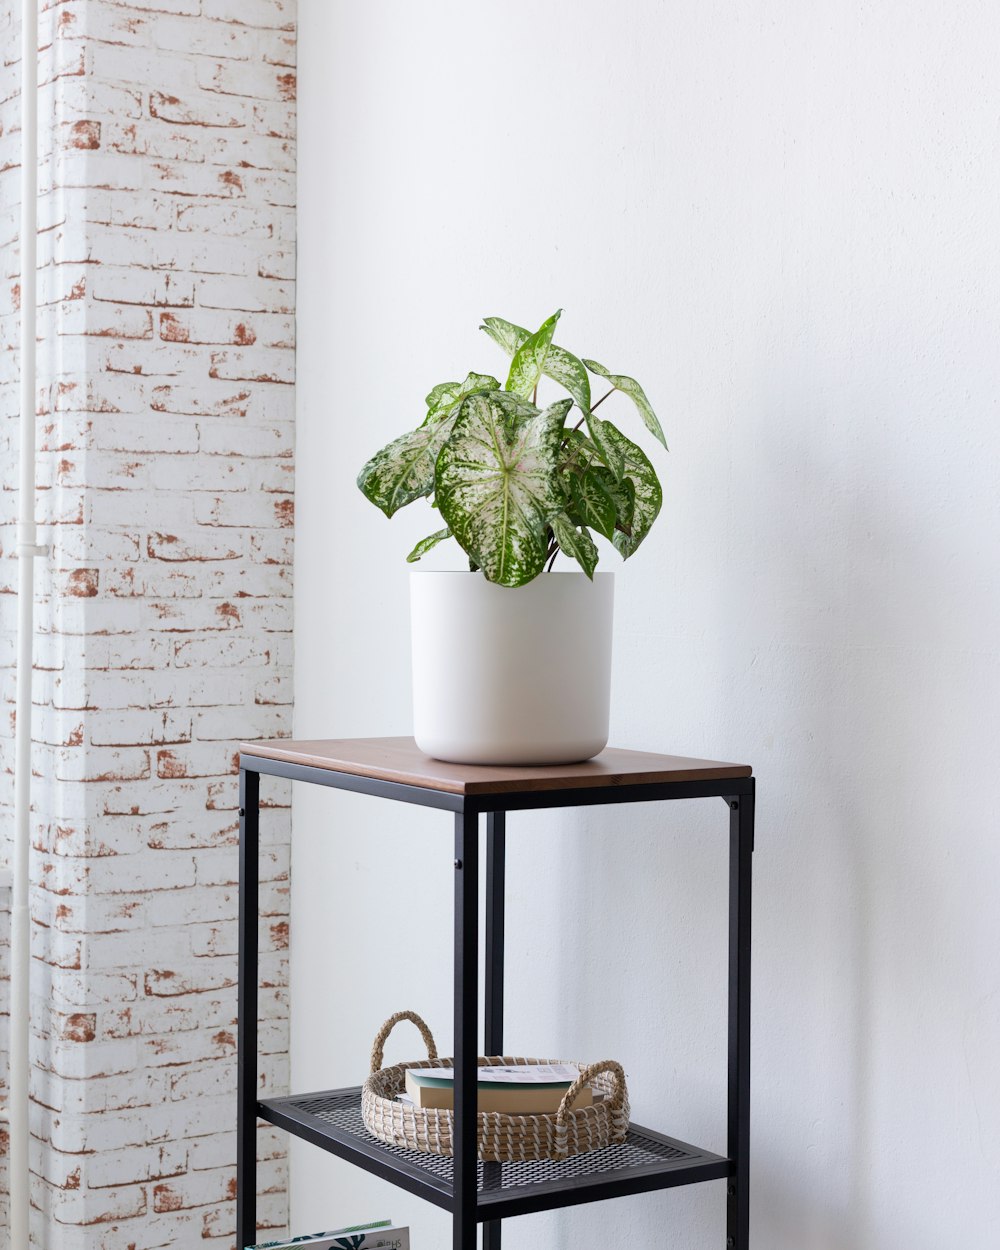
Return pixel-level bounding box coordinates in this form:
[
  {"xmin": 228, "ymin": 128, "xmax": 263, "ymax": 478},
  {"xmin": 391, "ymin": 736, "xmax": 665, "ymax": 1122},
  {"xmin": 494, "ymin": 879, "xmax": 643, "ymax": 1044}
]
[
  {"xmin": 248, "ymin": 1219, "xmax": 410, "ymax": 1250},
  {"xmin": 403, "ymin": 1062, "xmax": 591, "ymax": 1113}
]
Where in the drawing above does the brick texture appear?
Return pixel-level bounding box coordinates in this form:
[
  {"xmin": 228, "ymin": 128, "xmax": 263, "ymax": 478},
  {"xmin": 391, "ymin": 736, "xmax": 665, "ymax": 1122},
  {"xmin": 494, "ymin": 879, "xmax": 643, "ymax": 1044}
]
[
  {"xmin": 0, "ymin": 0, "xmax": 23, "ymax": 1229},
  {"xmin": 0, "ymin": 0, "xmax": 295, "ymax": 1243}
]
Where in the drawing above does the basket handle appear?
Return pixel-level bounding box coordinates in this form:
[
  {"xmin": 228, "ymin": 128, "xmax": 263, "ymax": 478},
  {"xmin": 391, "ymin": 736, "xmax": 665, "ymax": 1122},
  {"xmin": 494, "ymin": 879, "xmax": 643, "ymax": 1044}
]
[
  {"xmin": 555, "ymin": 1059, "xmax": 627, "ymax": 1126},
  {"xmin": 370, "ymin": 1010, "xmax": 438, "ymax": 1075}
]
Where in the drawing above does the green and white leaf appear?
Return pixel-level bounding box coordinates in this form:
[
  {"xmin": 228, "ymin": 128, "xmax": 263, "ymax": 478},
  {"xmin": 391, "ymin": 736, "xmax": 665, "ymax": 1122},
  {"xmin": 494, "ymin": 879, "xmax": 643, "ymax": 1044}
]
[
  {"xmin": 423, "ymin": 372, "xmax": 500, "ymax": 426},
  {"xmin": 569, "ymin": 468, "xmax": 617, "ymax": 541},
  {"xmin": 425, "ymin": 380, "xmax": 461, "ymax": 413},
  {"xmin": 561, "ymin": 427, "xmax": 599, "ymax": 462},
  {"xmin": 551, "ymin": 512, "xmax": 599, "ymax": 579},
  {"xmin": 598, "ymin": 421, "xmax": 663, "ymax": 558},
  {"xmin": 586, "ymin": 413, "xmax": 625, "ymax": 480},
  {"xmin": 406, "ymin": 527, "xmax": 452, "ymax": 563},
  {"xmin": 505, "ymin": 310, "xmax": 561, "ymax": 398},
  {"xmin": 435, "ymin": 393, "xmax": 571, "ymax": 587},
  {"xmin": 480, "ymin": 315, "xmax": 526, "ymax": 356},
  {"xmin": 482, "ymin": 315, "xmax": 591, "ymax": 412},
  {"xmin": 583, "ymin": 359, "xmax": 667, "ymax": 449},
  {"xmin": 542, "ymin": 344, "xmax": 591, "ymax": 412},
  {"xmin": 503, "ymin": 395, "xmax": 543, "ymax": 430},
  {"xmin": 357, "ymin": 416, "xmax": 457, "ymax": 518},
  {"xmin": 592, "ymin": 466, "xmax": 635, "ymax": 534}
]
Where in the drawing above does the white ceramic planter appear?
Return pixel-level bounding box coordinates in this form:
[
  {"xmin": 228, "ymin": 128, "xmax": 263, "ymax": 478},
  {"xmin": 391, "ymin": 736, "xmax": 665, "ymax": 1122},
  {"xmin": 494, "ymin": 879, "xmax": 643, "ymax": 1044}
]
[{"xmin": 410, "ymin": 571, "xmax": 614, "ymax": 766}]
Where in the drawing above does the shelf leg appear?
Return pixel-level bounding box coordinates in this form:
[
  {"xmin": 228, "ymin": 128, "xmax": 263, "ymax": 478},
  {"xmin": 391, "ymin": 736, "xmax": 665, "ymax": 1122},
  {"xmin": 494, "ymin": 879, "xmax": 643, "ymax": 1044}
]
[
  {"xmin": 727, "ymin": 783, "xmax": 754, "ymax": 1250},
  {"xmin": 485, "ymin": 811, "xmax": 505, "ymax": 1055},
  {"xmin": 454, "ymin": 810, "xmax": 479, "ymax": 1250},
  {"xmin": 484, "ymin": 812, "xmax": 505, "ymax": 1250},
  {"xmin": 237, "ymin": 768, "xmax": 260, "ymax": 1250}
]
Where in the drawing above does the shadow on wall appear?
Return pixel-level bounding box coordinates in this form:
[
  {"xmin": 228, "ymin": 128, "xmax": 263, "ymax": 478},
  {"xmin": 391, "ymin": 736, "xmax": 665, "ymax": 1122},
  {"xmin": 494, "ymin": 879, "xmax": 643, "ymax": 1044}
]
[
  {"xmin": 724, "ymin": 375, "xmax": 999, "ymax": 1250},
  {"xmin": 729, "ymin": 389, "xmax": 946, "ymax": 1250},
  {"xmin": 528, "ymin": 366, "xmax": 1000, "ymax": 1249}
]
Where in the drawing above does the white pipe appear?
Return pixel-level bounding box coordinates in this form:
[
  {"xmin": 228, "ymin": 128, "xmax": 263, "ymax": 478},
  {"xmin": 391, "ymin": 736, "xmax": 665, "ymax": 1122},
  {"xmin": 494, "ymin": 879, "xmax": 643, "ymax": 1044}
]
[{"xmin": 12, "ymin": 0, "xmax": 43, "ymax": 1242}]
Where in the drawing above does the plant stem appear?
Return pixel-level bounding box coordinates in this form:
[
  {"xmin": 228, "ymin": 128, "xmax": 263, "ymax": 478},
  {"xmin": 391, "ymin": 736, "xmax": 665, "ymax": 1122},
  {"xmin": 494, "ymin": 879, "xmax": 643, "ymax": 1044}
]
[
  {"xmin": 558, "ymin": 391, "xmax": 614, "ymax": 470},
  {"xmin": 532, "ymin": 384, "xmax": 538, "ymax": 406},
  {"xmin": 554, "ymin": 385, "xmax": 620, "ymax": 481},
  {"xmin": 543, "ymin": 532, "xmax": 558, "ymax": 572},
  {"xmin": 558, "ymin": 415, "xmax": 589, "ymax": 473}
]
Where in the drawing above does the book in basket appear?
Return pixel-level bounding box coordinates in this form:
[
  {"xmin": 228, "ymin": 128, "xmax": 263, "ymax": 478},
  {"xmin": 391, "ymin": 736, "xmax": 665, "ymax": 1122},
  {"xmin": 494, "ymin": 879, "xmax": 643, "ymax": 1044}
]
[
  {"xmin": 403, "ymin": 1063, "xmax": 592, "ymax": 1114},
  {"xmin": 248, "ymin": 1220, "xmax": 409, "ymax": 1249}
]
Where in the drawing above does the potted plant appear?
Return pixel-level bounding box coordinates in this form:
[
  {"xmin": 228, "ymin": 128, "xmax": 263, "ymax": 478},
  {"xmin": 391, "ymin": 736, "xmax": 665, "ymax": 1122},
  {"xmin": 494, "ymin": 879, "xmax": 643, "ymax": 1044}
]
[{"xmin": 357, "ymin": 310, "xmax": 666, "ymax": 765}]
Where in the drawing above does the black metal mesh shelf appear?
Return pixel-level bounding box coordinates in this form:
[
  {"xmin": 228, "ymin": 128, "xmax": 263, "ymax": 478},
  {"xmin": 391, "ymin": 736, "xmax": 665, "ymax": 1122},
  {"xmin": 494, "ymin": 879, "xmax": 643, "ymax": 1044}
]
[
  {"xmin": 238, "ymin": 753, "xmax": 754, "ymax": 1247},
  {"xmin": 258, "ymin": 1087, "xmax": 732, "ymax": 1221}
]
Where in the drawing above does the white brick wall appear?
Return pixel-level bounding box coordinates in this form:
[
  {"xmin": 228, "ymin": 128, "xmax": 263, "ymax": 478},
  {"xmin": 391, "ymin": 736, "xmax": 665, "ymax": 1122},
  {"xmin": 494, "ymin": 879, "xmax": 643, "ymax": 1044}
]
[
  {"xmin": 0, "ymin": 0, "xmax": 24, "ymax": 1228},
  {"xmin": 1, "ymin": 0, "xmax": 295, "ymax": 1243}
]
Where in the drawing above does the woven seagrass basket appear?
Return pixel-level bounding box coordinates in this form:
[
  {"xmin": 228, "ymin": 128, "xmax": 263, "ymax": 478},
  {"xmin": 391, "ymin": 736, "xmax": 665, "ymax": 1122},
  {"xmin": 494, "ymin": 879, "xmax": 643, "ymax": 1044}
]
[{"xmin": 361, "ymin": 1011, "xmax": 629, "ymax": 1163}]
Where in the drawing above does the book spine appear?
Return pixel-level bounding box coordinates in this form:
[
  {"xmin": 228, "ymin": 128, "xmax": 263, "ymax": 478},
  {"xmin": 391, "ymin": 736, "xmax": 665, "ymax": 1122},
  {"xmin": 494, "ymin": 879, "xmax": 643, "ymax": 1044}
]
[{"xmin": 247, "ymin": 1223, "xmax": 403, "ymax": 1250}]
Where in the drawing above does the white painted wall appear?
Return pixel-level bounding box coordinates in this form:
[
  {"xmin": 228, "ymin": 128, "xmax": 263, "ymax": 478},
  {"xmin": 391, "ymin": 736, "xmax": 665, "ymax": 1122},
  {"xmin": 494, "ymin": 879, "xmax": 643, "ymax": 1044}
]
[{"xmin": 293, "ymin": 2, "xmax": 1000, "ymax": 1246}]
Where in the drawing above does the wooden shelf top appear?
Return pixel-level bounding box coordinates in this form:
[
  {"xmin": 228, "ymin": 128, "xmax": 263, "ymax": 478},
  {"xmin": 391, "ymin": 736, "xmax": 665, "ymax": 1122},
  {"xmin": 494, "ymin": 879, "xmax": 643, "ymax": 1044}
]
[{"xmin": 239, "ymin": 736, "xmax": 752, "ymax": 797}]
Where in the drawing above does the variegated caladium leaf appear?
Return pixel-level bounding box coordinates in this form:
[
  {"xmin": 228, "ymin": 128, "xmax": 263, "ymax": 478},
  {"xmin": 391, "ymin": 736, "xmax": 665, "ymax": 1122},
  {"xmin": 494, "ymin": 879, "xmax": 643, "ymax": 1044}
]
[
  {"xmin": 569, "ymin": 467, "xmax": 617, "ymax": 541},
  {"xmin": 423, "ymin": 372, "xmax": 500, "ymax": 426},
  {"xmin": 436, "ymin": 392, "xmax": 572, "ymax": 587},
  {"xmin": 406, "ymin": 526, "xmax": 452, "ymax": 563},
  {"xmin": 583, "ymin": 359, "xmax": 667, "ymax": 449},
  {"xmin": 599, "ymin": 421, "xmax": 662, "ymax": 558},
  {"xmin": 482, "ymin": 315, "xmax": 592, "ymax": 412},
  {"xmin": 503, "ymin": 396, "xmax": 543, "ymax": 430},
  {"xmin": 480, "ymin": 315, "xmax": 527, "ymax": 356},
  {"xmin": 505, "ymin": 309, "xmax": 561, "ymax": 398},
  {"xmin": 586, "ymin": 413, "xmax": 625, "ymax": 480},
  {"xmin": 543, "ymin": 342, "xmax": 591, "ymax": 412},
  {"xmin": 561, "ymin": 427, "xmax": 598, "ymax": 459},
  {"xmin": 551, "ymin": 512, "xmax": 598, "ymax": 579},
  {"xmin": 357, "ymin": 415, "xmax": 457, "ymax": 517},
  {"xmin": 560, "ymin": 427, "xmax": 601, "ymax": 478},
  {"xmin": 425, "ymin": 381, "xmax": 461, "ymax": 413},
  {"xmin": 560, "ymin": 412, "xmax": 625, "ymax": 485},
  {"xmin": 592, "ymin": 466, "xmax": 636, "ymax": 534}
]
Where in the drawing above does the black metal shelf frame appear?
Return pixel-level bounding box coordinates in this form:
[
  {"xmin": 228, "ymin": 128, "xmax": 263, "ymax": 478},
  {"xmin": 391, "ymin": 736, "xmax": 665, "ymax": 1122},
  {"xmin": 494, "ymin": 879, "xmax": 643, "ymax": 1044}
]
[
  {"xmin": 256, "ymin": 1086, "xmax": 731, "ymax": 1222},
  {"xmin": 237, "ymin": 755, "xmax": 755, "ymax": 1250}
]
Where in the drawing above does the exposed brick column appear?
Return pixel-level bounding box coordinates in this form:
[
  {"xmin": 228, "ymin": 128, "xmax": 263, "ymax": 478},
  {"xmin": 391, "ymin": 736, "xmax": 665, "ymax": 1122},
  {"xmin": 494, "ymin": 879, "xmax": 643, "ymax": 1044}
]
[
  {"xmin": 1, "ymin": 0, "xmax": 295, "ymax": 1244},
  {"xmin": 0, "ymin": 0, "xmax": 27, "ymax": 1228}
]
